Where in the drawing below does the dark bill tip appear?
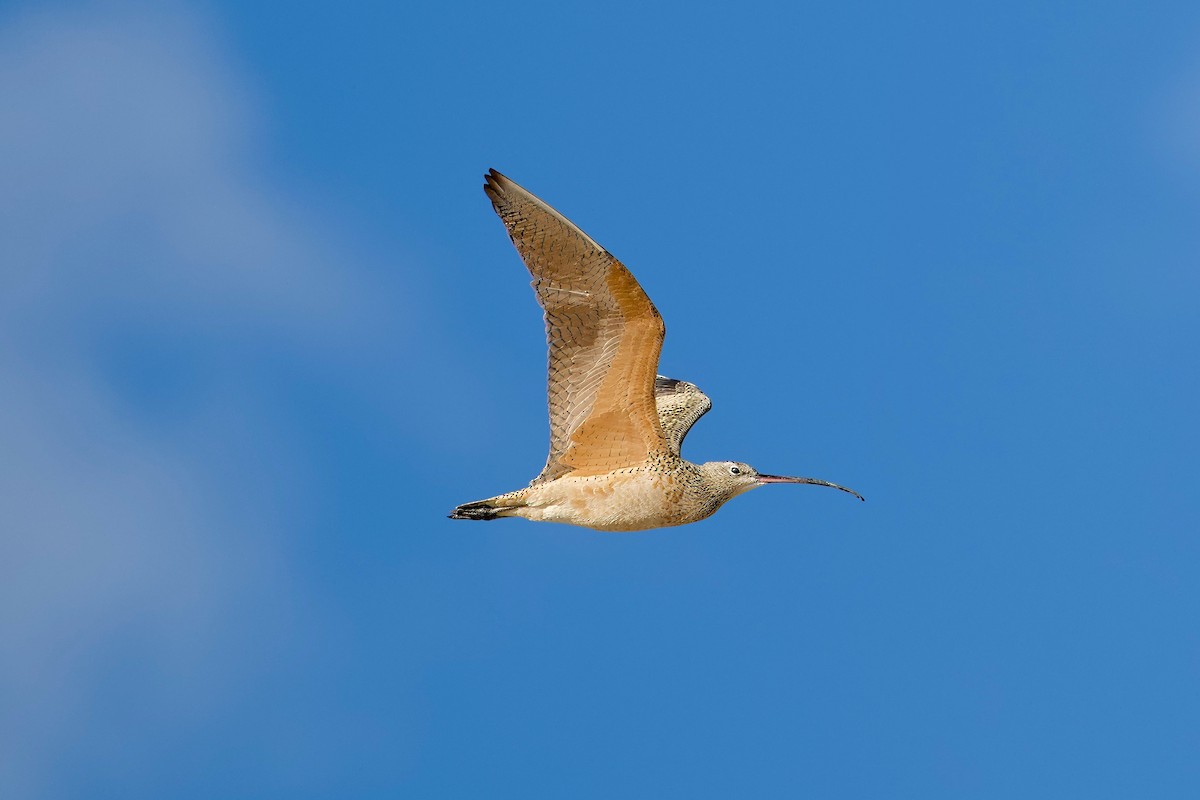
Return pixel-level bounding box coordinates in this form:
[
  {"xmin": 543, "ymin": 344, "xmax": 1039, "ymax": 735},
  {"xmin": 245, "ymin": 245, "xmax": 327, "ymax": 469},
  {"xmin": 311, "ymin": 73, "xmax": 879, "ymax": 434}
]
[{"xmin": 756, "ymin": 474, "xmax": 865, "ymax": 502}]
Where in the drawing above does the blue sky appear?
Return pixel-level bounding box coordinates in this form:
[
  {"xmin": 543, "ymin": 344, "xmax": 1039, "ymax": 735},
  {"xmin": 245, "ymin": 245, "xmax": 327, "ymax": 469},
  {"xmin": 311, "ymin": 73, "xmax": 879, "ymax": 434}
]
[{"xmin": 2, "ymin": 1, "xmax": 1198, "ymax": 797}]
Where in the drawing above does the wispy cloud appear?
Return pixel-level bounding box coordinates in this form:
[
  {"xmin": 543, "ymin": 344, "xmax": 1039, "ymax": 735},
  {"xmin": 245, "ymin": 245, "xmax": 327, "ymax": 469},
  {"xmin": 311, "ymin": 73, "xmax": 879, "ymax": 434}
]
[
  {"xmin": 1150, "ymin": 38, "xmax": 1200, "ymax": 179},
  {"xmin": 0, "ymin": 5, "xmax": 397, "ymax": 795}
]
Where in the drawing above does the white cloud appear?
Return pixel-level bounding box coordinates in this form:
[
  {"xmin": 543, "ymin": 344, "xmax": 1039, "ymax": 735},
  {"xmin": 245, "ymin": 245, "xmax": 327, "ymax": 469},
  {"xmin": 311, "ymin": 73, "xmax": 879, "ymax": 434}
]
[{"xmin": 0, "ymin": 4, "xmax": 394, "ymax": 795}]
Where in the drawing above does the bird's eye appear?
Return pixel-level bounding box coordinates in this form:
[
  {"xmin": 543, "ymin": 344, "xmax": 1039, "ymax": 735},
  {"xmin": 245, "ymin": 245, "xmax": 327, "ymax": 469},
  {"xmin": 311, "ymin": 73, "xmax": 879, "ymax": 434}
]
[{"xmin": 729, "ymin": 466, "xmax": 741, "ymax": 475}]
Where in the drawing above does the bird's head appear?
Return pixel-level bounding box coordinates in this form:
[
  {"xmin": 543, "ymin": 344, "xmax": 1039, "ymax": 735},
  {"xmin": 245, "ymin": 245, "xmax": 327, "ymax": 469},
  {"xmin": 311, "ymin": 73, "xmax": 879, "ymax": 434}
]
[
  {"xmin": 698, "ymin": 461, "xmax": 764, "ymax": 503},
  {"xmin": 699, "ymin": 460, "xmax": 865, "ymax": 506}
]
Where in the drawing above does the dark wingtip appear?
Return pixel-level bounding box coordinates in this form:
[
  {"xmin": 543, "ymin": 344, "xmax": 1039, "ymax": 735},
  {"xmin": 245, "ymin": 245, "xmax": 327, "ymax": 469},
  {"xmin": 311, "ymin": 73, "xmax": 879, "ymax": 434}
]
[
  {"xmin": 655, "ymin": 375, "xmax": 697, "ymax": 395},
  {"xmin": 483, "ymin": 168, "xmax": 508, "ymax": 202}
]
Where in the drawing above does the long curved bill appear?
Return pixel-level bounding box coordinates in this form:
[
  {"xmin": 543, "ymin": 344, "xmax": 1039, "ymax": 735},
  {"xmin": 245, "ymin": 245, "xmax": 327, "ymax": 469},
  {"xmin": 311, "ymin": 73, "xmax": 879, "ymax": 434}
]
[{"xmin": 756, "ymin": 474, "xmax": 865, "ymax": 501}]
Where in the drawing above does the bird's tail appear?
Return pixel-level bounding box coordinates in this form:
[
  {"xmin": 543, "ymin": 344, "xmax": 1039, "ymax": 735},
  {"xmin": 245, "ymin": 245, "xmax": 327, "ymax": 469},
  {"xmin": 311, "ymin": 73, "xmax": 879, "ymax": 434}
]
[{"xmin": 448, "ymin": 493, "xmax": 526, "ymax": 522}]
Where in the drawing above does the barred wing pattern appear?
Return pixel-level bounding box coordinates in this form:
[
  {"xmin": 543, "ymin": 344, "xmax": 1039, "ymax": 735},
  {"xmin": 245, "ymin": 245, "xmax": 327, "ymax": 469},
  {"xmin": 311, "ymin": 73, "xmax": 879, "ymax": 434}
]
[
  {"xmin": 484, "ymin": 170, "xmax": 669, "ymax": 483},
  {"xmin": 653, "ymin": 376, "xmax": 713, "ymax": 456}
]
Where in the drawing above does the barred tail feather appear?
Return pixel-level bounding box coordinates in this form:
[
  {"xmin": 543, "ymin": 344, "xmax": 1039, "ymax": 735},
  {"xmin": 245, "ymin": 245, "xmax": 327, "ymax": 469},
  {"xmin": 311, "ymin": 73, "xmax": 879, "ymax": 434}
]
[
  {"xmin": 449, "ymin": 500, "xmax": 501, "ymax": 521},
  {"xmin": 448, "ymin": 493, "xmax": 527, "ymax": 522}
]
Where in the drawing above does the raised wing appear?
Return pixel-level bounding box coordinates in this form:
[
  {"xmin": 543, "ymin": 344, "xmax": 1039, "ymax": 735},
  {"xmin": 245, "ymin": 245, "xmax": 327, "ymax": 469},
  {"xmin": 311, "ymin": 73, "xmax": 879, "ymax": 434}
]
[
  {"xmin": 654, "ymin": 376, "xmax": 712, "ymax": 456},
  {"xmin": 484, "ymin": 169, "xmax": 669, "ymax": 483}
]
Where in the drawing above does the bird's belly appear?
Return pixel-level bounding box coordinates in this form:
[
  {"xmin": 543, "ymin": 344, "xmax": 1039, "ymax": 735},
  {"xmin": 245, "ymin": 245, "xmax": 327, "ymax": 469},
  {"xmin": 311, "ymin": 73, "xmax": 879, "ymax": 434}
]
[{"xmin": 522, "ymin": 471, "xmax": 688, "ymax": 532}]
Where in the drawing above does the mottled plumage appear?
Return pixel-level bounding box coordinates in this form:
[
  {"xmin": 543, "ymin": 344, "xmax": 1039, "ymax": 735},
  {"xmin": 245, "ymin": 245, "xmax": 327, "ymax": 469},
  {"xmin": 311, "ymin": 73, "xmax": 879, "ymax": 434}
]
[
  {"xmin": 654, "ymin": 376, "xmax": 712, "ymax": 456},
  {"xmin": 450, "ymin": 170, "xmax": 862, "ymax": 532}
]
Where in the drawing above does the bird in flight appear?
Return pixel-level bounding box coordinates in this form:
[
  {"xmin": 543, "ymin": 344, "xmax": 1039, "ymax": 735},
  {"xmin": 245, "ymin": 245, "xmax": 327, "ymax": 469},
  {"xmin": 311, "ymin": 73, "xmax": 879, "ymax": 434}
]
[{"xmin": 450, "ymin": 169, "xmax": 863, "ymax": 532}]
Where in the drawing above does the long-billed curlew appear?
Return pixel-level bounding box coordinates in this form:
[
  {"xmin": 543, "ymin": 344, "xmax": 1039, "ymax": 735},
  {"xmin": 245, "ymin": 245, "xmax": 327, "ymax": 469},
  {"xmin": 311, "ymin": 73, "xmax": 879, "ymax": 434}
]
[{"xmin": 450, "ymin": 169, "xmax": 863, "ymax": 532}]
